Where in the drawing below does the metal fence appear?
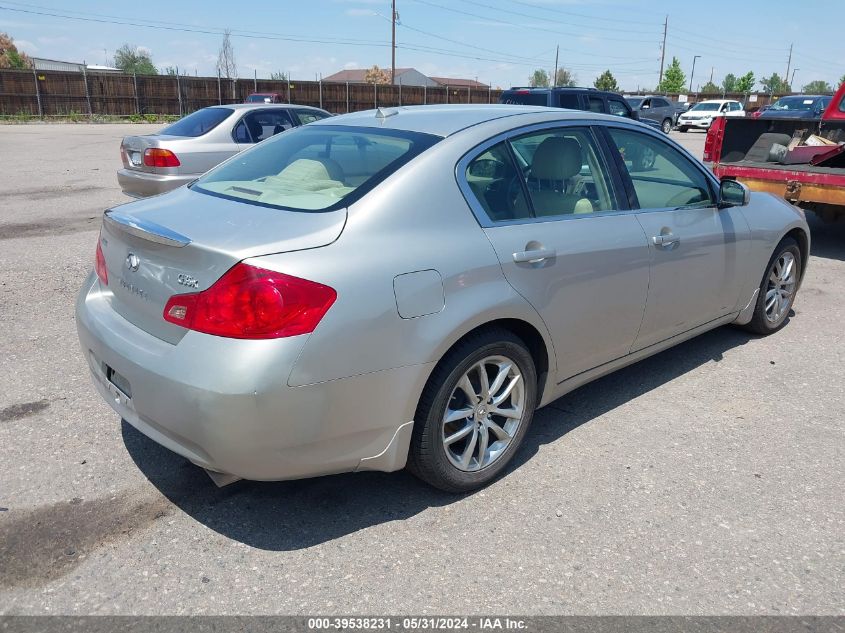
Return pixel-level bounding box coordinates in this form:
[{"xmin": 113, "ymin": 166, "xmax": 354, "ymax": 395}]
[{"xmin": 0, "ymin": 69, "xmax": 503, "ymax": 117}]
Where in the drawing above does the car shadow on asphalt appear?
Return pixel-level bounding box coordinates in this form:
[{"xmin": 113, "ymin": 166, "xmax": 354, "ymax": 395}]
[
  {"xmin": 807, "ymin": 214, "xmax": 845, "ymax": 262},
  {"xmin": 123, "ymin": 324, "xmax": 757, "ymax": 551}
]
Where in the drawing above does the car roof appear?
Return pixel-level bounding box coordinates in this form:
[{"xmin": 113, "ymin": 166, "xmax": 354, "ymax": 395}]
[
  {"xmin": 308, "ymin": 104, "xmax": 618, "ymax": 137},
  {"xmin": 206, "ymin": 103, "xmax": 326, "ymax": 112}
]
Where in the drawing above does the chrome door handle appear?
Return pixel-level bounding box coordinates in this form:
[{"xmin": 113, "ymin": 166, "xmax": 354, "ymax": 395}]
[
  {"xmin": 652, "ymin": 234, "xmax": 680, "ymax": 247},
  {"xmin": 513, "ymin": 248, "xmax": 556, "ymax": 264}
]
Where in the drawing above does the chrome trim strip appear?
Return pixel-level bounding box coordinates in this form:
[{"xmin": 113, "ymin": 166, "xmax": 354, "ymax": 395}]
[{"xmin": 103, "ymin": 210, "xmax": 191, "ymax": 247}]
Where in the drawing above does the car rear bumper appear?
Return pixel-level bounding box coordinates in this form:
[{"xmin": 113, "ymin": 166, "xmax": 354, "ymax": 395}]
[
  {"xmin": 75, "ymin": 273, "xmax": 426, "ymax": 481},
  {"xmin": 117, "ymin": 169, "xmax": 197, "ymax": 198}
]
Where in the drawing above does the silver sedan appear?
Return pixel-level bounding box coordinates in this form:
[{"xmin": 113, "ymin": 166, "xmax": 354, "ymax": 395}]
[
  {"xmin": 78, "ymin": 105, "xmax": 809, "ymax": 492},
  {"xmin": 117, "ymin": 103, "xmax": 331, "ymax": 198}
]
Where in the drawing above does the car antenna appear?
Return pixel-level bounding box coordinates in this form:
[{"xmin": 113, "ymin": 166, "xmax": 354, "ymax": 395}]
[{"xmin": 375, "ymin": 107, "xmax": 398, "ymax": 119}]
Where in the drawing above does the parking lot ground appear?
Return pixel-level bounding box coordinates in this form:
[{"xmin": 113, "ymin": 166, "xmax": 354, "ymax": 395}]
[{"xmin": 0, "ymin": 124, "xmax": 843, "ymax": 615}]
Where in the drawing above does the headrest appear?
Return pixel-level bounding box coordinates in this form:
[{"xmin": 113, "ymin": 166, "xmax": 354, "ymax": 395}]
[
  {"xmin": 277, "ymin": 159, "xmax": 333, "ymax": 182},
  {"xmin": 531, "ymin": 137, "xmax": 583, "ymax": 181}
]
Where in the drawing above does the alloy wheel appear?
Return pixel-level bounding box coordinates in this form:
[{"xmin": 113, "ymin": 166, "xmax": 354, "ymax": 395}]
[
  {"xmin": 765, "ymin": 251, "xmax": 797, "ymax": 323},
  {"xmin": 441, "ymin": 355, "xmax": 525, "ymax": 472}
]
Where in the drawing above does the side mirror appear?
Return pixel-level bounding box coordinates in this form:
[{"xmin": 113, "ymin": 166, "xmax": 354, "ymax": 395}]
[{"xmin": 719, "ymin": 179, "xmax": 750, "ymax": 207}]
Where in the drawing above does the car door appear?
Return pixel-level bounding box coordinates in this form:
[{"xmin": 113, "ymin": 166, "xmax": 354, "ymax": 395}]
[
  {"xmin": 602, "ymin": 125, "xmax": 750, "ymax": 351},
  {"xmin": 460, "ymin": 125, "xmax": 651, "ymax": 382},
  {"xmin": 639, "ymin": 97, "xmax": 659, "ymax": 122}
]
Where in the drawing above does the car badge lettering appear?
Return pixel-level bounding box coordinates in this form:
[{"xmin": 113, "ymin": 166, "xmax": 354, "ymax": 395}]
[{"xmin": 177, "ymin": 274, "xmax": 199, "ymax": 289}]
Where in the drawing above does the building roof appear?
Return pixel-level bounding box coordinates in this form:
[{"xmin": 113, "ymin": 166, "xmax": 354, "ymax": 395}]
[
  {"xmin": 430, "ymin": 77, "xmax": 489, "ymax": 88},
  {"xmin": 322, "ymin": 68, "xmax": 414, "ymax": 83}
]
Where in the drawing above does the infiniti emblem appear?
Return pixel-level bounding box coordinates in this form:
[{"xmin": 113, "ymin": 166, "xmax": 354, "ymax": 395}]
[{"xmin": 125, "ymin": 253, "xmax": 140, "ymax": 272}]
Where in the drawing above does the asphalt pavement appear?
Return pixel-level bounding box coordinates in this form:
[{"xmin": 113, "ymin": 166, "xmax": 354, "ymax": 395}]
[{"xmin": 0, "ymin": 123, "xmax": 842, "ymax": 615}]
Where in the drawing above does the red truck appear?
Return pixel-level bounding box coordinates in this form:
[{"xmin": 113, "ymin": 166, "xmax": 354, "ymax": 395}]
[{"xmin": 707, "ymin": 82, "xmax": 845, "ymax": 222}]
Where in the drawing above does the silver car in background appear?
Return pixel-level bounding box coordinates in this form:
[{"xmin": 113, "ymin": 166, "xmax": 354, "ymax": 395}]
[
  {"xmin": 79, "ymin": 105, "xmax": 809, "ymax": 492},
  {"xmin": 117, "ymin": 103, "xmax": 331, "ymax": 198}
]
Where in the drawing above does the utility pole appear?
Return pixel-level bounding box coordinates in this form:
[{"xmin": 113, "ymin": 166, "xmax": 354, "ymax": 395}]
[
  {"xmin": 791, "ymin": 67, "xmax": 799, "ymax": 90},
  {"xmin": 658, "ymin": 15, "xmax": 668, "ymax": 88},
  {"xmin": 689, "ymin": 55, "xmax": 701, "ymax": 93},
  {"xmin": 391, "ymin": 0, "xmax": 397, "ymax": 84},
  {"xmin": 709, "ymin": 66, "xmax": 714, "ymax": 84},
  {"xmin": 553, "ymin": 45, "xmax": 559, "ymax": 87},
  {"xmin": 785, "ymin": 43, "xmax": 793, "ymax": 84}
]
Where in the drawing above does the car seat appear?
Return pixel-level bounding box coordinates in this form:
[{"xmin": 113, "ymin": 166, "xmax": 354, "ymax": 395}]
[{"xmin": 515, "ymin": 137, "xmax": 594, "ymax": 216}]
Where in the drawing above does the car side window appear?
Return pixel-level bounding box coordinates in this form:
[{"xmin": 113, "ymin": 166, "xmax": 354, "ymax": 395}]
[
  {"xmin": 606, "ymin": 127, "xmax": 715, "ymax": 210},
  {"xmin": 654, "ymin": 98, "xmax": 669, "ymax": 108},
  {"xmin": 586, "ymin": 96, "xmax": 604, "ymax": 113},
  {"xmin": 508, "ymin": 127, "xmax": 616, "ymax": 217},
  {"xmin": 731, "ymin": 102, "xmax": 742, "ymax": 112},
  {"xmin": 557, "ymin": 93, "xmax": 580, "ymax": 109},
  {"xmin": 241, "ymin": 110, "xmax": 294, "ymax": 143},
  {"xmin": 233, "ymin": 120, "xmax": 250, "ymax": 143},
  {"xmin": 464, "ymin": 142, "xmax": 531, "ymax": 222},
  {"xmin": 295, "ymin": 110, "xmax": 331, "ymax": 125},
  {"xmin": 608, "ymin": 98, "xmax": 630, "ymax": 118}
]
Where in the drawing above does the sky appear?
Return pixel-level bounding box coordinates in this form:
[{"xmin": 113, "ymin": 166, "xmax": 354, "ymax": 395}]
[{"xmin": 2, "ymin": 0, "xmax": 843, "ymax": 92}]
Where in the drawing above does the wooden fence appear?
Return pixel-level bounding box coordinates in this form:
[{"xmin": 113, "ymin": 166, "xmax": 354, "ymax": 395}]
[{"xmin": 0, "ymin": 69, "xmax": 503, "ymax": 117}]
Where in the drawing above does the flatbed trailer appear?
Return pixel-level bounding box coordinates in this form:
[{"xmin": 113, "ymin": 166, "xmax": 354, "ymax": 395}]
[{"xmin": 708, "ymin": 82, "xmax": 845, "ymax": 222}]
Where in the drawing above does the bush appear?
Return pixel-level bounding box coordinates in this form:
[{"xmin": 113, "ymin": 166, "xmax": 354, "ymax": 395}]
[{"xmin": 143, "ymin": 113, "xmax": 158, "ymax": 123}]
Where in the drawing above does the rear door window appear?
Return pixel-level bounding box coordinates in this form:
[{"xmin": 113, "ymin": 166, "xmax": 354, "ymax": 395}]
[
  {"xmin": 508, "ymin": 127, "xmax": 617, "ymax": 217},
  {"xmin": 586, "ymin": 96, "xmax": 604, "ymax": 113},
  {"xmin": 500, "ymin": 91, "xmax": 549, "ymax": 106},
  {"xmin": 159, "ymin": 108, "xmax": 233, "ymax": 137},
  {"xmin": 556, "ymin": 93, "xmax": 581, "ymax": 109},
  {"xmin": 241, "ymin": 110, "xmax": 295, "ymax": 143}
]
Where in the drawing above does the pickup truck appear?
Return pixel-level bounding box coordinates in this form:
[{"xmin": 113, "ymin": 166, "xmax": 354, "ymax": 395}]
[{"xmin": 707, "ymin": 82, "xmax": 845, "ymax": 222}]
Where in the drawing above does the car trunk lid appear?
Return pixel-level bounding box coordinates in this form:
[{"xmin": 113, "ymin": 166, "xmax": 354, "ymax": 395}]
[
  {"xmin": 98, "ymin": 186, "xmax": 347, "ymax": 343},
  {"xmin": 120, "ymin": 134, "xmax": 187, "ymax": 173}
]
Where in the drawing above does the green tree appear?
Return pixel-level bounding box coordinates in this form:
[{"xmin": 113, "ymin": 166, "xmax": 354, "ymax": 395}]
[
  {"xmin": 721, "ymin": 73, "xmax": 738, "ymax": 93},
  {"xmin": 802, "ymin": 80, "xmax": 833, "ymax": 94},
  {"xmin": 270, "ymin": 71, "xmax": 287, "ymax": 81},
  {"xmin": 700, "ymin": 80, "xmax": 720, "ymax": 94},
  {"xmin": 529, "ymin": 69, "xmax": 550, "ymax": 87},
  {"xmin": 113, "ymin": 44, "xmax": 158, "ymax": 75},
  {"xmin": 554, "ymin": 68, "xmax": 576, "ymax": 87},
  {"xmin": 593, "ymin": 69, "xmax": 619, "ymax": 92},
  {"xmin": 736, "ymin": 71, "xmax": 755, "ymax": 93},
  {"xmin": 163, "ymin": 66, "xmax": 177, "ymax": 76},
  {"xmin": 657, "ymin": 57, "xmax": 686, "ymax": 93},
  {"xmin": 839, "ymin": 74, "xmax": 845, "ymax": 87},
  {"xmin": 0, "ymin": 32, "xmax": 32, "ymax": 69},
  {"xmin": 761, "ymin": 72, "xmax": 790, "ymax": 94}
]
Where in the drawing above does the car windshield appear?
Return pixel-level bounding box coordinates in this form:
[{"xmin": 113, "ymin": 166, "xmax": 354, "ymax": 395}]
[
  {"xmin": 770, "ymin": 97, "xmax": 817, "ymax": 111},
  {"xmin": 159, "ymin": 108, "xmax": 233, "ymax": 137},
  {"xmin": 690, "ymin": 103, "xmax": 721, "ymax": 112},
  {"xmin": 192, "ymin": 125, "xmax": 441, "ymax": 212},
  {"xmin": 626, "ymin": 98, "xmax": 644, "ymax": 108}
]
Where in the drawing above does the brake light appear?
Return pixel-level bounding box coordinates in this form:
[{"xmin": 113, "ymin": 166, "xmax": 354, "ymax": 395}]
[
  {"xmin": 515, "ymin": 90, "xmax": 530, "ymax": 94},
  {"xmin": 703, "ymin": 117, "xmax": 725, "ymax": 163},
  {"xmin": 163, "ymin": 263, "xmax": 336, "ymax": 339},
  {"xmin": 143, "ymin": 148, "xmax": 181, "ymax": 168},
  {"xmin": 95, "ymin": 239, "xmax": 108, "ymax": 285}
]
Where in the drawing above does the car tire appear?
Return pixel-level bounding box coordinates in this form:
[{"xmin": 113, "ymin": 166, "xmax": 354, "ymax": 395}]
[
  {"xmin": 661, "ymin": 118, "xmax": 672, "ymax": 134},
  {"xmin": 678, "ymin": 126, "xmax": 688, "ymax": 133},
  {"xmin": 406, "ymin": 328, "xmax": 538, "ymax": 493},
  {"xmin": 743, "ymin": 237, "xmax": 802, "ymax": 335}
]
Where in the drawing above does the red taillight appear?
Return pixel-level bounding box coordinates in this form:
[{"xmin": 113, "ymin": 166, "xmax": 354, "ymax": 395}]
[
  {"xmin": 143, "ymin": 148, "xmax": 181, "ymax": 168},
  {"xmin": 163, "ymin": 263, "xmax": 336, "ymax": 339},
  {"xmin": 703, "ymin": 116, "xmax": 725, "ymax": 163},
  {"xmin": 95, "ymin": 239, "xmax": 108, "ymax": 285}
]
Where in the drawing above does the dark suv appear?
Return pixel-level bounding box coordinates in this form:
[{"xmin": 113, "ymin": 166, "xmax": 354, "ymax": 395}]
[{"xmin": 499, "ymin": 87, "xmax": 637, "ymax": 116}]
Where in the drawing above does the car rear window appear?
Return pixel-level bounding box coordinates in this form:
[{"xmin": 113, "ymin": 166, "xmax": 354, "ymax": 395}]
[
  {"xmin": 192, "ymin": 125, "xmax": 441, "ymax": 212},
  {"xmin": 499, "ymin": 92, "xmax": 548, "ymax": 106},
  {"xmin": 159, "ymin": 108, "xmax": 233, "ymax": 137},
  {"xmin": 690, "ymin": 103, "xmax": 721, "ymax": 112}
]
